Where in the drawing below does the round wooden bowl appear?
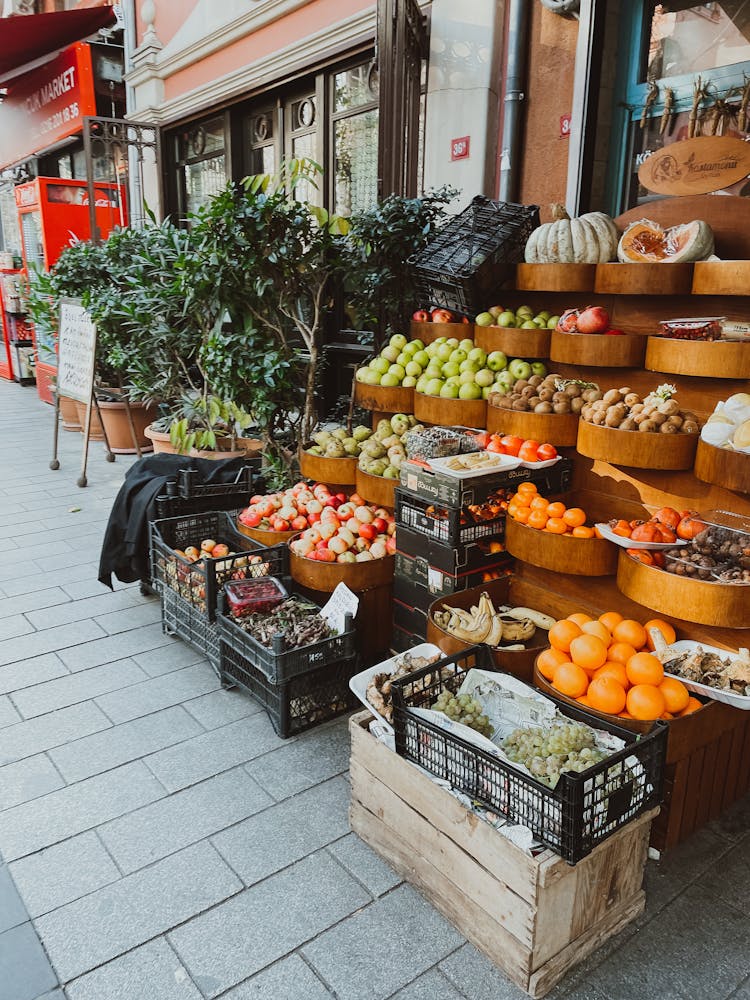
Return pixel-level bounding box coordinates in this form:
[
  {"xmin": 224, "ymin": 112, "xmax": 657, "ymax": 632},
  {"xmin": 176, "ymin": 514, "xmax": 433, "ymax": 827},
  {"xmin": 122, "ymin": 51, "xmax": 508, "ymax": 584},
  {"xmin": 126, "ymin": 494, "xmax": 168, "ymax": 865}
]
[
  {"xmin": 486, "ymin": 404, "xmax": 580, "ymax": 447},
  {"xmin": 290, "ymin": 549, "xmax": 394, "ymax": 593},
  {"xmin": 576, "ymin": 420, "xmax": 699, "ymax": 471},
  {"xmin": 515, "ymin": 262, "xmax": 596, "ymax": 292},
  {"xmin": 616, "ymin": 550, "xmax": 750, "ymax": 629},
  {"xmin": 236, "ymin": 523, "xmax": 299, "ymax": 546},
  {"xmin": 355, "ymin": 467, "xmax": 396, "ymax": 509},
  {"xmin": 414, "ymin": 391, "xmax": 487, "ymax": 429},
  {"xmin": 354, "ymin": 379, "xmax": 414, "ymax": 414},
  {"xmin": 410, "ymin": 320, "xmax": 474, "ymax": 344},
  {"xmin": 504, "ymin": 516, "xmax": 618, "ymax": 576},
  {"xmin": 692, "ymin": 260, "xmax": 750, "ymax": 296},
  {"xmin": 594, "ymin": 262, "xmax": 694, "ymax": 296},
  {"xmin": 645, "ymin": 336, "xmax": 750, "ymax": 379},
  {"xmin": 298, "ymin": 448, "xmax": 357, "ymax": 488},
  {"xmin": 474, "ymin": 325, "xmax": 551, "ymax": 359},
  {"xmin": 549, "ymin": 330, "xmax": 646, "ymax": 368},
  {"xmin": 693, "ymin": 438, "xmax": 749, "ymax": 495}
]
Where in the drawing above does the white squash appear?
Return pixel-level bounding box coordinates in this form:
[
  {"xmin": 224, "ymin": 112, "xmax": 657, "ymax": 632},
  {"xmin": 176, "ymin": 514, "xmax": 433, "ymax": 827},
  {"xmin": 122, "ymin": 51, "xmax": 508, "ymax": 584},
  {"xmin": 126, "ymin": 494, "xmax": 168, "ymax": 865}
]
[{"xmin": 524, "ymin": 204, "xmax": 619, "ymax": 264}]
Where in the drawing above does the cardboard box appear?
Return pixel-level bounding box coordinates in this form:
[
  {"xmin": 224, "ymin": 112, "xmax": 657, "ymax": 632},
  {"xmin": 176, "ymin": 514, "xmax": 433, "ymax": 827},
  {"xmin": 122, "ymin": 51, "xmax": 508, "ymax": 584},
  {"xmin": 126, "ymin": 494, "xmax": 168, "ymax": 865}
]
[
  {"xmin": 396, "ymin": 523, "xmax": 506, "ymax": 574},
  {"xmin": 393, "ymin": 598, "xmax": 428, "ymax": 638},
  {"xmin": 395, "ymin": 549, "xmax": 512, "ymax": 600},
  {"xmin": 400, "ymin": 457, "xmax": 573, "ymax": 507}
]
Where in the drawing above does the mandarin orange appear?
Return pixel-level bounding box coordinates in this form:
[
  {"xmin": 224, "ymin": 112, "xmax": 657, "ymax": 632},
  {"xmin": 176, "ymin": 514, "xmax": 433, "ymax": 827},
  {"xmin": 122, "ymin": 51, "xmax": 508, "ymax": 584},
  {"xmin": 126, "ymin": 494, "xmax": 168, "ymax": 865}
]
[
  {"xmin": 644, "ymin": 618, "xmax": 677, "ymax": 650},
  {"xmin": 548, "ymin": 619, "xmax": 583, "ymax": 652},
  {"xmin": 612, "ymin": 619, "xmax": 648, "ymax": 650},
  {"xmin": 626, "ymin": 684, "xmax": 666, "ymax": 720},
  {"xmin": 659, "ymin": 676, "xmax": 690, "ymax": 714},
  {"xmin": 569, "ymin": 634, "xmax": 608, "ymax": 671},
  {"xmin": 552, "ymin": 661, "xmax": 589, "ymax": 699},
  {"xmin": 626, "ymin": 651, "xmax": 665, "ymax": 687},
  {"xmin": 587, "ymin": 676, "xmax": 627, "ymax": 715},
  {"xmin": 598, "ymin": 610, "xmax": 624, "ymax": 631},
  {"xmin": 537, "ymin": 648, "xmax": 571, "ymax": 681}
]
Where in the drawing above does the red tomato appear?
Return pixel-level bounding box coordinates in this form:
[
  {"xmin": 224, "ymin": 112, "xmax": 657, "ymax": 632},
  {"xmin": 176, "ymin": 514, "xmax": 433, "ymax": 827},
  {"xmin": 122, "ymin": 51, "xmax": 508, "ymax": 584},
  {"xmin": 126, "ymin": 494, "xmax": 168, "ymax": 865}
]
[
  {"xmin": 500, "ymin": 435, "xmax": 524, "ymax": 457},
  {"xmin": 518, "ymin": 443, "xmax": 539, "ymax": 463},
  {"xmin": 536, "ymin": 443, "xmax": 558, "ymax": 461}
]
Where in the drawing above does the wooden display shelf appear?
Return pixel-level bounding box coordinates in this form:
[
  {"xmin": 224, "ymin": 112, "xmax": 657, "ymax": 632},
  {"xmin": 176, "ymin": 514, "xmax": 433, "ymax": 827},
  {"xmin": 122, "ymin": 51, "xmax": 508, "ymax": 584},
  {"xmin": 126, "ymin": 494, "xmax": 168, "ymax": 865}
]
[
  {"xmin": 425, "ymin": 576, "xmax": 551, "ymax": 684},
  {"xmin": 413, "ymin": 391, "xmax": 487, "ymax": 429},
  {"xmin": 298, "ymin": 448, "xmax": 357, "ymax": 489},
  {"xmin": 474, "ymin": 324, "xmax": 551, "ymax": 359},
  {"xmin": 504, "ymin": 518, "xmax": 618, "ymax": 577},
  {"xmin": 645, "ymin": 336, "xmax": 750, "ymax": 379},
  {"xmin": 515, "ymin": 262, "xmax": 597, "ymax": 293},
  {"xmin": 616, "ymin": 550, "xmax": 750, "ymax": 629},
  {"xmin": 350, "ymin": 711, "xmax": 655, "ymax": 999},
  {"xmin": 355, "ymin": 467, "xmax": 396, "ymax": 509},
  {"xmin": 549, "ymin": 330, "xmax": 646, "ymax": 368},
  {"xmin": 486, "ymin": 404, "xmax": 579, "ymax": 447},
  {"xmin": 692, "ymin": 260, "xmax": 750, "ymax": 296},
  {"xmin": 354, "ymin": 380, "xmax": 414, "ymax": 414},
  {"xmin": 576, "ymin": 420, "xmax": 699, "ymax": 471},
  {"xmin": 410, "ymin": 320, "xmax": 473, "ymax": 344},
  {"xmin": 594, "ymin": 262, "xmax": 694, "ymax": 296},
  {"xmin": 235, "ymin": 523, "xmax": 299, "ymax": 546},
  {"xmin": 290, "ymin": 548, "xmax": 394, "ymax": 592},
  {"xmin": 693, "ymin": 438, "xmax": 749, "ymax": 495}
]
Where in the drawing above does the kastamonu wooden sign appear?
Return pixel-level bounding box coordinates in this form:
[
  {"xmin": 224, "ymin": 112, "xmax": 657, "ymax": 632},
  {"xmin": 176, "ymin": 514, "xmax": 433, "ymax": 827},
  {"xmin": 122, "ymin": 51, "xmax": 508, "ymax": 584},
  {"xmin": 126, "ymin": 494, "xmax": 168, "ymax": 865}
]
[{"xmin": 638, "ymin": 136, "xmax": 750, "ymax": 196}]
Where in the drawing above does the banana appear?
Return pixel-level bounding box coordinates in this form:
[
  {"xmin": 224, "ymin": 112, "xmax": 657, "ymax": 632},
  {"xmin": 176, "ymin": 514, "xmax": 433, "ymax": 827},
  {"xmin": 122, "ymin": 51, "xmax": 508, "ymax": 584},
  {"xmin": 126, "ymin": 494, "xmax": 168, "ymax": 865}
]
[
  {"xmin": 451, "ymin": 612, "xmax": 492, "ymax": 643},
  {"xmin": 504, "ymin": 607, "xmax": 556, "ymax": 630},
  {"xmin": 500, "ymin": 618, "xmax": 536, "ymax": 642},
  {"xmin": 484, "ymin": 616, "xmax": 504, "ymax": 647}
]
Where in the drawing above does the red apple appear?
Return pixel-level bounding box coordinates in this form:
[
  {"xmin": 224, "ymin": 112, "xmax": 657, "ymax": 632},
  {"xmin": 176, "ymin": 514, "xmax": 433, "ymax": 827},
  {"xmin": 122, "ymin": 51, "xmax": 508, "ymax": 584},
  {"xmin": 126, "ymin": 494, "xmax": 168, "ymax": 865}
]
[
  {"xmin": 291, "ymin": 515, "xmax": 307, "ymax": 531},
  {"xmin": 242, "ymin": 511, "xmax": 262, "ymax": 528},
  {"xmin": 372, "ymin": 516, "xmax": 388, "ymax": 534},
  {"xmin": 315, "ymin": 548, "xmax": 337, "ymax": 562},
  {"xmin": 576, "ymin": 305, "xmax": 610, "ymax": 334},
  {"xmin": 604, "ymin": 327, "xmax": 625, "ymax": 335},
  {"xmin": 412, "ymin": 309, "xmax": 429, "ymax": 322},
  {"xmin": 358, "ymin": 522, "xmax": 377, "ymax": 541},
  {"xmin": 431, "ymin": 308, "xmax": 453, "ymax": 324}
]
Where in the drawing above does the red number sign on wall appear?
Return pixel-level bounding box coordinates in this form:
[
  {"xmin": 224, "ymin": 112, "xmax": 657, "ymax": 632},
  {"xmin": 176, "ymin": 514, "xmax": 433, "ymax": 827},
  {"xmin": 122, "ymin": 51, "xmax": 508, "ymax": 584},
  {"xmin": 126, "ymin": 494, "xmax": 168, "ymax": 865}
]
[{"xmin": 451, "ymin": 136, "xmax": 471, "ymax": 161}]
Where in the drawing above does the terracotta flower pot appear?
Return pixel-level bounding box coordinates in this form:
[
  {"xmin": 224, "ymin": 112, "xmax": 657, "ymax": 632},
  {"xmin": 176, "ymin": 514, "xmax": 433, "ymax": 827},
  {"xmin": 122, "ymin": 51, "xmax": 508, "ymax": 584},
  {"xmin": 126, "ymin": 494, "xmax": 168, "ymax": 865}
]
[
  {"xmin": 143, "ymin": 424, "xmax": 250, "ymax": 459},
  {"xmin": 74, "ymin": 400, "xmax": 105, "ymax": 441},
  {"xmin": 98, "ymin": 400, "xmax": 157, "ymax": 454},
  {"xmin": 143, "ymin": 424, "xmax": 176, "ymax": 454},
  {"xmin": 58, "ymin": 394, "xmax": 81, "ymax": 432}
]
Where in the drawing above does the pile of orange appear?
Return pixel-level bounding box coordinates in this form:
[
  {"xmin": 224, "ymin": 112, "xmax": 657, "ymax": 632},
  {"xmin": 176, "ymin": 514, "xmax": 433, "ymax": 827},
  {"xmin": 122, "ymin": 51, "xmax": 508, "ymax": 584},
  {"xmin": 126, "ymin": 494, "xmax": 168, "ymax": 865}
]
[
  {"xmin": 537, "ymin": 611, "xmax": 701, "ymax": 721},
  {"xmin": 507, "ymin": 483, "xmax": 596, "ymax": 537}
]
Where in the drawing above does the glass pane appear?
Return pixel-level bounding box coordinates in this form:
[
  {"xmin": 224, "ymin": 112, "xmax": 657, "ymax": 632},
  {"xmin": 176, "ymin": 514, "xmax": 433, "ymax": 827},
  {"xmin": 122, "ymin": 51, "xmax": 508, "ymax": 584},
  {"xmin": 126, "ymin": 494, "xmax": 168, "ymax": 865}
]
[
  {"xmin": 292, "ymin": 132, "xmax": 319, "ymax": 203},
  {"xmin": 183, "ymin": 154, "xmax": 227, "ymax": 215},
  {"xmin": 178, "ymin": 117, "xmax": 225, "ymax": 162},
  {"xmin": 646, "ymin": 3, "xmax": 750, "ymax": 80},
  {"xmin": 334, "ymin": 108, "xmax": 379, "ymax": 216},
  {"xmin": 334, "ymin": 62, "xmax": 378, "ymax": 113},
  {"xmin": 248, "ymin": 145, "xmax": 275, "ymax": 176}
]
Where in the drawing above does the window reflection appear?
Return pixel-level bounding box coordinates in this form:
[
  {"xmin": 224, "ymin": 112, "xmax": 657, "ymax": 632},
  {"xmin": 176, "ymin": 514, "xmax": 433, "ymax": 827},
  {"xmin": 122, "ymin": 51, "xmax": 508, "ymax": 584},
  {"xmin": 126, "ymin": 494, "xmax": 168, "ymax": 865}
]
[{"xmin": 646, "ymin": 2, "xmax": 750, "ymax": 80}]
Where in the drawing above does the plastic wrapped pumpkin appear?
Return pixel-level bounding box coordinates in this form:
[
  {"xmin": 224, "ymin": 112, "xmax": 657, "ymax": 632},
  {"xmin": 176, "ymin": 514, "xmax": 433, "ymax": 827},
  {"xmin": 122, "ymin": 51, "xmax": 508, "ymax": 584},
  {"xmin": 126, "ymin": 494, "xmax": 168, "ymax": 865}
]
[
  {"xmin": 524, "ymin": 204, "xmax": 619, "ymax": 264},
  {"xmin": 617, "ymin": 219, "xmax": 715, "ymax": 263}
]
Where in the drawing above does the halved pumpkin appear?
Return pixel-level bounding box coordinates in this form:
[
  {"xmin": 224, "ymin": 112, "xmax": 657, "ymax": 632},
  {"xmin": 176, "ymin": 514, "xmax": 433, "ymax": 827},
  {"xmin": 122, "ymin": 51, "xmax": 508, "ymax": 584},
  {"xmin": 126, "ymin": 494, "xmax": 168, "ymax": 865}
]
[{"xmin": 617, "ymin": 219, "xmax": 715, "ymax": 263}]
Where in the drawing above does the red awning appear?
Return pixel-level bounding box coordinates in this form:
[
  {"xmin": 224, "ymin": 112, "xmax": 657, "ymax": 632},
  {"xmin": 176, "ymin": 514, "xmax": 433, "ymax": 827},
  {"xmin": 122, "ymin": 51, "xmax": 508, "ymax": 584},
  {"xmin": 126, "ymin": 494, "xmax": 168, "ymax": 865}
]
[{"xmin": 0, "ymin": 6, "xmax": 116, "ymax": 84}]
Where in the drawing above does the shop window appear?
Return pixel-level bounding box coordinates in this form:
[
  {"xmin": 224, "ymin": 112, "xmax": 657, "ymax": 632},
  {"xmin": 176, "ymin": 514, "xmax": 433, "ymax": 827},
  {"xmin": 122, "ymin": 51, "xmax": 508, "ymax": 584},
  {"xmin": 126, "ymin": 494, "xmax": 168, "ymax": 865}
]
[
  {"xmin": 174, "ymin": 116, "xmax": 227, "ymax": 219},
  {"xmin": 332, "ymin": 62, "xmax": 379, "ymax": 216},
  {"xmin": 645, "ymin": 3, "xmax": 750, "ymax": 80}
]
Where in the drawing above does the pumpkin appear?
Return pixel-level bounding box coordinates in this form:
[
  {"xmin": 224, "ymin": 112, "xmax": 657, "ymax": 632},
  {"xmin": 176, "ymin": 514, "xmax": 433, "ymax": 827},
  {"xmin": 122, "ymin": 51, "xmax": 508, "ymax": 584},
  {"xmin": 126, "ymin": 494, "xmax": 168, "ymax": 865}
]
[
  {"xmin": 524, "ymin": 204, "xmax": 619, "ymax": 264},
  {"xmin": 617, "ymin": 219, "xmax": 715, "ymax": 263}
]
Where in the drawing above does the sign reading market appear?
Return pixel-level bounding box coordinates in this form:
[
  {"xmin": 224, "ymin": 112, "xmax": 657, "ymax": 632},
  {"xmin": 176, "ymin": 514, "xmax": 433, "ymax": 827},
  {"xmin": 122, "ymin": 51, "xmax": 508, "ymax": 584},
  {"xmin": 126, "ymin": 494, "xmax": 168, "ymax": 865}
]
[{"xmin": 0, "ymin": 43, "xmax": 97, "ymax": 171}]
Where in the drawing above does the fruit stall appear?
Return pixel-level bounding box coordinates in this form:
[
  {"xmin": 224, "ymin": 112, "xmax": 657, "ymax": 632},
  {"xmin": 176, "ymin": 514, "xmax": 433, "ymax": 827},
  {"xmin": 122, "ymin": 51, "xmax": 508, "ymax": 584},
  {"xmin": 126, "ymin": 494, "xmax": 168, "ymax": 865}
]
[{"xmin": 148, "ymin": 189, "xmax": 749, "ymax": 998}]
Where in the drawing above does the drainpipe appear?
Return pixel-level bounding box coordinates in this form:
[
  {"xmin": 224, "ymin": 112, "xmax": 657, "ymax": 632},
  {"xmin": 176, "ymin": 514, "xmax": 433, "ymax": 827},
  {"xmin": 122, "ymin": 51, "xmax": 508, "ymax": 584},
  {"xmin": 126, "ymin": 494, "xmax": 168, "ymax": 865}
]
[
  {"xmin": 123, "ymin": 0, "xmax": 143, "ymax": 227},
  {"xmin": 498, "ymin": 0, "xmax": 531, "ymax": 203}
]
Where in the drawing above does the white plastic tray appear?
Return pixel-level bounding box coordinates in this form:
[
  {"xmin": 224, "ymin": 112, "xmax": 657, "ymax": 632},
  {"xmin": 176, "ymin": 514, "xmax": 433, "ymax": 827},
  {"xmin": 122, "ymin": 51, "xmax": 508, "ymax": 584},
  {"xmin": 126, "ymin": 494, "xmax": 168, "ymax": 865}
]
[
  {"xmin": 595, "ymin": 522, "xmax": 690, "ymax": 550},
  {"xmin": 662, "ymin": 639, "xmax": 750, "ymax": 711},
  {"xmin": 518, "ymin": 456, "xmax": 562, "ymax": 470},
  {"xmin": 426, "ymin": 453, "xmax": 522, "ymax": 478},
  {"xmin": 349, "ymin": 642, "xmax": 443, "ymax": 731}
]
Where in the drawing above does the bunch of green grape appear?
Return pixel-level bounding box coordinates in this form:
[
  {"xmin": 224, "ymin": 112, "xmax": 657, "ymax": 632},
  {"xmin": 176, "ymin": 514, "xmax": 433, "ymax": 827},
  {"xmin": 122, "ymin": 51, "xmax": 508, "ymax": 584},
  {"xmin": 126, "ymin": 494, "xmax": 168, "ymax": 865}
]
[
  {"xmin": 431, "ymin": 690, "xmax": 493, "ymax": 737},
  {"xmin": 502, "ymin": 721, "xmax": 606, "ymax": 787}
]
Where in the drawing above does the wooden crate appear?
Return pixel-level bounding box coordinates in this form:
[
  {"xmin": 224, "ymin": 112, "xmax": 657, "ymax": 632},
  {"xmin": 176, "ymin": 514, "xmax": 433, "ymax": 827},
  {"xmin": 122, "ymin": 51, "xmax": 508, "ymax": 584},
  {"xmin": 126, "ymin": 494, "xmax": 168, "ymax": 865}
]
[{"xmin": 349, "ymin": 711, "xmax": 657, "ymax": 999}]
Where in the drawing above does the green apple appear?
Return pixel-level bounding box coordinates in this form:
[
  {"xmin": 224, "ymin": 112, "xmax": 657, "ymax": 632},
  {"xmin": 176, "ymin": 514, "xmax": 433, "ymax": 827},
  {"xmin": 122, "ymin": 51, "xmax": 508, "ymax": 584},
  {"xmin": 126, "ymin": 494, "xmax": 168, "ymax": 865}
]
[
  {"xmin": 481, "ymin": 385, "xmax": 495, "ymax": 400},
  {"xmin": 445, "ymin": 375, "xmax": 462, "ymax": 387},
  {"xmin": 381, "ymin": 345, "xmax": 400, "ymax": 363},
  {"xmin": 520, "ymin": 320, "xmax": 538, "ymax": 329},
  {"xmin": 441, "ymin": 361, "xmax": 460, "ymax": 378},
  {"xmin": 402, "ymin": 341, "xmax": 418, "ymax": 357},
  {"xmin": 411, "ymin": 338, "xmax": 425, "ymax": 351},
  {"xmin": 459, "ymin": 381, "xmax": 482, "ymax": 400},
  {"xmin": 370, "ymin": 357, "xmax": 389, "ymax": 375},
  {"xmin": 496, "ymin": 370, "xmax": 516, "ymax": 388},
  {"xmin": 468, "ymin": 347, "xmax": 487, "ymax": 367},
  {"xmin": 412, "ymin": 349, "xmax": 429, "ymax": 368},
  {"xmin": 474, "ymin": 368, "xmax": 495, "ymax": 387},
  {"xmin": 487, "ymin": 351, "xmax": 508, "ymax": 372},
  {"xmin": 436, "ymin": 344, "xmax": 453, "ymax": 362},
  {"xmin": 498, "ymin": 311, "xmax": 517, "ymax": 328},
  {"xmin": 446, "ymin": 338, "xmax": 459, "ymax": 348},
  {"xmin": 449, "ymin": 348, "xmax": 468, "ymax": 365},
  {"xmin": 415, "ymin": 375, "xmax": 429, "ymax": 393},
  {"xmin": 389, "ymin": 333, "xmax": 407, "ymax": 351},
  {"xmin": 440, "ymin": 382, "xmax": 460, "ymax": 399},
  {"xmin": 459, "ymin": 359, "xmax": 479, "ymax": 374},
  {"xmin": 547, "ymin": 315, "xmax": 561, "ymax": 329},
  {"xmin": 356, "ymin": 367, "xmax": 374, "ymax": 384},
  {"xmin": 535, "ymin": 310, "xmax": 550, "ymax": 321},
  {"xmin": 488, "ymin": 305, "xmax": 504, "ymax": 319},
  {"xmin": 516, "ymin": 305, "xmax": 533, "ymax": 317},
  {"xmin": 530, "ymin": 361, "xmax": 547, "ymax": 377},
  {"xmin": 434, "ymin": 336, "xmax": 447, "ymax": 345},
  {"xmin": 405, "ymin": 360, "xmax": 422, "ymax": 378},
  {"xmin": 475, "ymin": 312, "xmax": 494, "ymax": 327},
  {"xmin": 508, "ymin": 359, "xmax": 532, "ymax": 380},
  {"xmin": 380, "ymin": 372, "xmax": 401, "ymax": 387},
  {"xmin": 396, "ymin": 352, "xmax": 409, "ymax": 367},
  {"xmin": 388, "ymin": 363, "xmax": 405, "ymax": 380},
  {"xmin": 460, "ymin": 338, "xmax": 474, "ymax": 352},
  {"xmin": 459, "ymin": 369, "xmax": 479, "ymax": 385},
  {"xmin": 425, "ymin": 364, "xmax": 443, "ymax": 379},
  {"xmin": 425, "ymin": 343, "xmax": 439, "ymax": 358},
  {"xmin": 402, "ymin": 375, "xmax": 417, "ymax": 388},
  {"xmin": 425, "ymin": 378, "xmax": 444, "ymax": 396},
  {"xmin": 491, "ymin": 383, "xmax": 507, "ymax": 396}
]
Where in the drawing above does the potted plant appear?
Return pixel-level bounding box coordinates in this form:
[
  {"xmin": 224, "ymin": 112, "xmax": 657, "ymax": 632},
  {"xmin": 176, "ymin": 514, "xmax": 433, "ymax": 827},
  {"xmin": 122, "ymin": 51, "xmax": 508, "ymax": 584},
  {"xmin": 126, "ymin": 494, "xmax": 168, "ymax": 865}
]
[{"xmin": 145, "ymin": 392, "xmax": 260, "ymax": 457}]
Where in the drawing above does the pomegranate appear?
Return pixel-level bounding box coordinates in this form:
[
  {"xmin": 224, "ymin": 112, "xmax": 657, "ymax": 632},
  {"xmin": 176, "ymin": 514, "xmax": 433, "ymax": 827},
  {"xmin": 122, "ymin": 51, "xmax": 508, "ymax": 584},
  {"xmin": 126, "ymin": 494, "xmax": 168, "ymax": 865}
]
[
  {"xmin": 576, "ymin": 305, "xmax": 610, "ymax": 334},
  {"xmin": 556, "ymin": 308, "xmax": 580, "ymax": 333}
]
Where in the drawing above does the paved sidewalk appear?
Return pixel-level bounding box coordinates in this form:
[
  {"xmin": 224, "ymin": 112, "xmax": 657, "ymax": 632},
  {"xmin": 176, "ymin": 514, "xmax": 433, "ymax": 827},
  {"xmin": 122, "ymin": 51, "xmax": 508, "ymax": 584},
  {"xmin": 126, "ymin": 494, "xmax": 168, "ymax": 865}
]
[{"xmin": 0, "ymin": 380, "xmax": 748, "ymax": 1000}]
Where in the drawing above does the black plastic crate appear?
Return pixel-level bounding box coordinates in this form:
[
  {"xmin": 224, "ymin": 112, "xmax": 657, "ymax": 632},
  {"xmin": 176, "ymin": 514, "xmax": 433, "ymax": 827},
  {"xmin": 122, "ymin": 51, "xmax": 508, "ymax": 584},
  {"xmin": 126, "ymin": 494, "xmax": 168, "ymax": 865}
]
[
  {"xmin": 395, "ymin": 487, "xmax": 505, "ymax": 547},
  {"xmin": 410, "ymin": 197, "xmax": 540, "ymax": 315},
  {"xmin": 161, "ymin": 587, "xmax": 221, "ymax": 674},
  {"xmin": 219, "ymin": 640, "xmax": 358, "ymax": 738},
  {"xmin": 390, "ymin": 646, "xmax": 667, "ymax": 865},
  {"xmin": 395, "ymin": 550, "xmax": 512, "ymax": 599},
  {"xmin": 153, "ymin": 462, "xmax": 263, "ymax": 520},
  {"xmin": 393, "ymin": 598, "xmax": 428, "ymax": 638},
  {"xmin": 218, "ymin": 602, "xmax": 356, "ymax": 685},
  {"xmin": 150, "ymin": 511, "xmax": 288, "ymax": 620},
  {"xmin": 396, "ymin": 524, "xmax": 507, "ymax": 575},
  {"xmin": 391, "ymin": 624, "xmax": 421, "ymax": 655}
]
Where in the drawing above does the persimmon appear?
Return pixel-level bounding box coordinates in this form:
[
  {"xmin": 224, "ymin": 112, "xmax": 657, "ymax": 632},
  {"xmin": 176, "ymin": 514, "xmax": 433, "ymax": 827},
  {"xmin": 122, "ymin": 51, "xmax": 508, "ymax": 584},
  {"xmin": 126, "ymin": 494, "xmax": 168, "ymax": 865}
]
[
  {"xmin": 626, "ymin": 684, "xmax": 666, "ymax": 720},
  {"xmin": 630, "ymin": 523, "xmax": 662, "ymax": 543},
  {"xmin": 588, "ymin": 676, "xmax": 627, "ymax": 715},
  {"xmin": 626, "ymin": 652, "xmax": 664, "ymax": 687},
  {"xmin": 552, "ymin": 661, "xmax": 589, "ymax": 699},
  {"xmin": 644, "ymin": 618, "xmax": 676, "ymax": 650},
  {"xmin": 611, "ymin": 519, "xmax": 632, "ymax": 538},
  {"xmin": 548, "ymin": 619, "xmax": 583, "ymax": 652},
  {"xmin": 537, "ymin": 647, "xmax": 571, "ymax": 680},
  {"xmin": 651, "ymin": 507, "xmax": 681, "ymax": 531},
  {"xmin": 627, "ymin": 549, "xmax": 655, "ymax": 566},
  {"xmin": 676, "ymin": 514, "xmax": 706, "ymax": 540},
  {"xmin": 563, "ymin": 508, "xmax": 587, "ymax": 528}
]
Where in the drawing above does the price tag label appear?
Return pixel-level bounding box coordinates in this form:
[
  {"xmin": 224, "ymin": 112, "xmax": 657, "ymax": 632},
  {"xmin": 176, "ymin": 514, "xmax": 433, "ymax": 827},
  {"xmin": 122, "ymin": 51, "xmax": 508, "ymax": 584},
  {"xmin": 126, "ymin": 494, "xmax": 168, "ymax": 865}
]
[{"xmin": 320, "ymin": 582, "xmax": 359, "ymax": 635}]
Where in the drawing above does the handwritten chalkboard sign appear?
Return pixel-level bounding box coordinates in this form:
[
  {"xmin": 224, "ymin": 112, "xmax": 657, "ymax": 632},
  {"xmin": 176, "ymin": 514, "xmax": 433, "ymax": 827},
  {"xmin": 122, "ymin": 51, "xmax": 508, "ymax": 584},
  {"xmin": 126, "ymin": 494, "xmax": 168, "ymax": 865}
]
[{"xmin": 56, "ymin": 298, "xmax": 96, "ymax": 404}]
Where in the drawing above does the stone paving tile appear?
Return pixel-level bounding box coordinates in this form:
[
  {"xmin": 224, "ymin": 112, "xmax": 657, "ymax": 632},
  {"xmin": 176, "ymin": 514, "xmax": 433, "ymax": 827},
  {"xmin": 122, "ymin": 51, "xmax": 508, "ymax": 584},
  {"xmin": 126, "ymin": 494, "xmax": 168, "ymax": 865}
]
[
  {"xmin": 0, "ymin": 587, "xmax": 71, "ymax": 620},
  {"xmin": 64, "ymin": 938, "xmax": 203, "ymax": 1000},
  {"xmin": 168, "ymin": 851, "xmax": 370, "ymax": 999},
  {"xmin": 133, "ymin": 642, "xmax": 210, "ymax": 678},
  {"xmin": 58, "ymin": 623, "xmax": 176, "ymax": 673},
  {"xmin": 95, "ymin": 662, "xmax": 220, "ymax": 724},
  {"xmin": 390, "ymin": 967, "xmax": 466, "ymax": 1000},
  {"xmin": 48, "ymin": 705, "xmax": 204, "ymax": 783},
  {"xmin": 0, "ymin": 701, "xmax": 111, "ymax": 765},
  {"xmin": 0, "ymin": 760, "xmax": 165, "ymax": 861},
  {"xmin": 585, "ymin": 883, "xmax": 750, "ymax": 1000},
  {"xmin": 243, "ymin": 716, "xmax": 349, "ymax": 800},
  {"xmin": 0, "ymin": 695, "xmax": 21, "ymax": 729},
  {"xmin": 0, "ymin": 562, "xmax": 101, "ymax": 597},
  {"xmin": 8, "ymin": 538, "xmax": 75, "ymax": 563},
  {"xmin": 709, "ymin": 794, "xmax": 750, "ymax": 844},
  {"xmin": 731, "ymin": 976, "xmax": 750, "ymax": 999},
  {"xmin": 0, "ymin": 620, "xmax": 106, "ymax": 668},
  {"xmin": 32, "ymin": 548, "xmax": 107, "ymax": 573},
  {"xmin": 696, "ymin": 837, "xmax": 750, "ymax": 915},
  {"xmin": 23, "ymin": 589, "xmax": 144, "ymax": 632},
  {"xmin": 223, "ymin": 955, "xmax": 334, "ymax": 999},
  {"xmin": 93, "ymin": 600, "xmax": 163, "ymax": 635},
  {"xmin": 0, "ymin": 614, "xmax": 35, "ymax": 641},
  {"xmin": 327, "ymin": 832, "xmax": 402, "ymax": 899},
  {"xmin": 0, "ymin": 652, "xmax": 69, "ymax": 696},
  {"xmin": 0, "ymin": 921, "xmax": 59, "ymax": 1000},
  {"xmin": 9, "ymin": 831, "xmax": 121, "ymax": 918},
  {"xmin": 36, "ymin": 841, "xmax": 242, "ymax": 983},
  {"xmin": 183, "ymin": 688, "xmax": 262, "ymax": 730},
  {"xmin": 302, "ymin": 883, "xmax": 464, "ymax": 1000},
  {"xmin": 99, "ymin": 766, "xmax": 273, "ymax": 874},
  {"xmin": 439, "ymin": 943, "xmax": 532, "ymax": 1000},
  {"xmin": 0, "ymin": 864, "xmax": 28, "ymax": 932},
  {"xmin": 0, "ymin": 754, "xmax": 65, "ymax": 810},
  {"xmin": 61, "ymin": 576, "xmax": 135, "ymax": 600},
  {"xmin": 638, "ymin": 826, "xmax": 733, "ymax": 923},
  {"xmin": 212, "ymin": 776, "xmax": 350, "ymax": 886},
  {"xmin": 12, "ymin": 658, "xmax": 147, "ymax": 720},
  {"xmin": 145, "ymin": 712, "xmax": 289, "ymax": 792}
]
